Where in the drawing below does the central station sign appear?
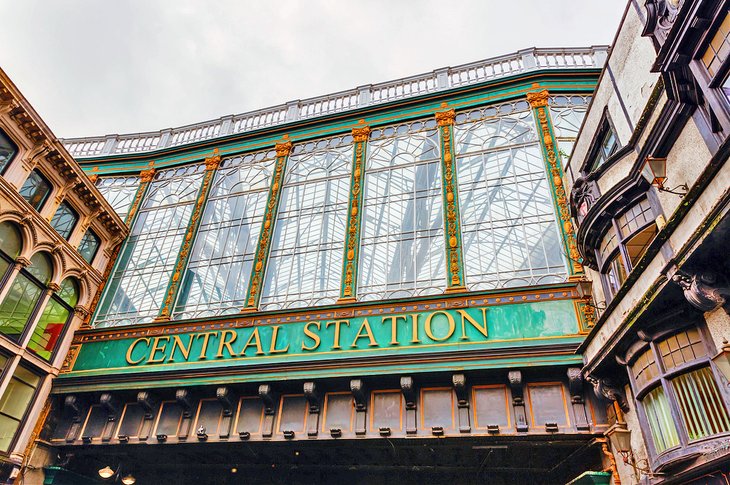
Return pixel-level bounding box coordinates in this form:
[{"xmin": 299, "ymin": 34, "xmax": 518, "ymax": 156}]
[{"xmin": 65, "ymin": 299, "xmax": 582, "ymax": 378}]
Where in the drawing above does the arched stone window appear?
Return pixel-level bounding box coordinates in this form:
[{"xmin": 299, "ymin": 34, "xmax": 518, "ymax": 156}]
[
  {"xmin": 0, "ymin": 250, "xmax": 52, "ymax": 343},
  {"xmin": 27, "ymin": 277, "xmax": 79, "ymax": 361}
]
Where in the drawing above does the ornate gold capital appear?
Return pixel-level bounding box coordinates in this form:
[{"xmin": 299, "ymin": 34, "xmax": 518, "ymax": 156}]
[
  {"xmin": 275, "ymin": 141, "xmax": 293, "ymax": 157},
  {"xmin": 352, "ymin": 126, "xmax": 371, "ymax": 143},
  {"xmin": 526, "ymin": 90, "xmax": 549, "ymax": 108},
  {"xmin": 87, "ymin": 174, "xmax": 99, "ymax": 184},
  {"xmin": 139, "ymin": 168, "xmax": 156, "ymax": 183},
  {"xmin": 435, "ymin": 109, "xmax": 456, "ymax": 127},
  {"xmin": 205, "ymin": 148, "xmax": 221, "ymax": 171}
]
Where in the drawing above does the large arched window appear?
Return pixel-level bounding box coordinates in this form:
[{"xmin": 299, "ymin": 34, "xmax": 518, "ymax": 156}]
[
  {"xmin": 27, "ymin": 278, "xmax": 79, "ymax": 361},
  {"xmin": 0, "ymin": 251, "xmax": 52, "ymax": 343},
  {"xmin": 0, "ymin": 222, "xmax": 21, "ymax": 287}
]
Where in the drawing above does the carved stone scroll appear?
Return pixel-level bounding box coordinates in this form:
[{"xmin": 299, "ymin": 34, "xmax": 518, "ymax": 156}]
[
  {"xmin": 217, "ymin": 387, "xmax": 237, "ymax": 439},
  {"xmin": 62, "ymin": 395, "xmax": 85, "ymax": 443},
  {"xmin": 453, "ymin": 373, "xmax": 470, "ymax": 433},
  {"xmin": 587, "ymin": 376, "xmax": 630, "ymax": 413},
  {"xmin": 350, "ymin": 379, "xmax": 367, "ymax": 435},
  {"xmin": 401, "ymin": 376, "xmax": 417, "ymax": 435},
  {"xmin": 508, "ymin": 370, "xmax": 528, "ymax": 432},
  {"xmin": 567, "ymin": 368, "xmax": 590, "ymax": 431},
  {"xmin": 258, "ymin": 384, "xmax": 276, "ymax": 438},
  {"xmin": 175, "ymin": 389, "xmax": 194, "ymax": 440},
  {"xmin": 99, "ymin": 393, "xmax": 120, "ymax": 442},
  {"xmin": 304, "ymin": 382, "xmax": 320, "ymax": 437}
]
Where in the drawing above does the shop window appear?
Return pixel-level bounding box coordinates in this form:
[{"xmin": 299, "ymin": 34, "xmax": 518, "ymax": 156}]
[
  {"xmin": 420, "ymin": 388, "xmax": 455, "ymax": 430},
  {"xmin": 628, "ymin": 327, "xmax": 730, "ymax": 459},
  {"xmin": 276, "ymin": 395, "xmax": 307, "ymax": 435},
  {"xmin": 322, "ymin": 393, "xmax": 353, "ymax": 433},
  {"xmin": 0, "ymin": 252, "xmax": 52, "ymax": 343},
  {"xmin": 527, "ymin": 383, "xmax": 569, "ymax": 428},
  {"xmin": 77, "ymin": 229, "xmax": 100, "ymax": 264},
  {"xmin": 49, "ymin": 201, "xmax": 78, "ymax": 240},
  {"xmin": 596, "ymin": 197, "xmax": 658, "ymax": 299},
  {"xmin": 235, "ymin": 398, "xmax": 263, "ymax": 436},
  {"xmin": 0, "ymin": 365, "xmax": 41, "ymax": 452},
  {"xmin": 472, "ymin": 385, "xmax": 510, "ymax": 429},
  {"xmin": 585, "ymin": 115, "xmax": 620, "ymax": 172},
  {"xmin": 0, "ymin": 129, "xmax": 17, "ymax": 175},
  {"xmin": 19, "ymin": 170, "xmax": 52, "ymax": 212},
  {"xmin": 370, "ymin": 390, "xmax": 402, "ymax": 432}
]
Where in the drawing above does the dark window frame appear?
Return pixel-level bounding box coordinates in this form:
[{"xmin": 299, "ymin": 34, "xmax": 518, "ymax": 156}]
[
  {"xmin": 77, "ymin": 228, "xmax": 101, "ymax": 265},
  {"xmin": 0, "ymin": 364, "xmax": 44, "ymax": 455},
  {"xmin": 18, "ymin": 169, "xmax": 53, "ymax": 213},
  {"xmin": 49, "ymin": 201, "xmax": 79, "ymax": 241},
  {"xmin": 25, "ymin": 278, "xmax": 77, "ymax": 363},
  {"xmin": 580, "ymin": 109, "xmax": 622, "ymax": 175},
  {"xmin": 0, "ymin": 128, "xmax": 18, "ymax": 176}
]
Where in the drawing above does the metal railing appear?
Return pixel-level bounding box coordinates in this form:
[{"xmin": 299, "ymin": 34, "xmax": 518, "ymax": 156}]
[{"xmin": 61, "ymin": 46, "xmax": 608, "ymax": 159}]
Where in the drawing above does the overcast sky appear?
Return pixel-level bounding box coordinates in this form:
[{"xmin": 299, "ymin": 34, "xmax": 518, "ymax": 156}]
[{"xmin": 1, "ymin": 1, "xmax": 626, "ymax": 138}]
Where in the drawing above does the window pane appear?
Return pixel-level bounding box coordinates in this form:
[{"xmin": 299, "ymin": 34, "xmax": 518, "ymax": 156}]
[
  {"xmin": 0, "ymin": 222, "xmax": 21, "ymax": 259},
  {"xmin": 604, "ymin": 253, "xmax": 626, "ymax": 296},
  {"xmin": 673, "ymin": 367, "xmax": 730, "ymax": 441},
  {"xmin": 27, "ymin": 252, "xmax": 52, "ymax": 284},
  {"xmin": 0, "ymin": 366, "xmax": 40, "ymax": 452},
  {"xmin": 421, "ymin": 389, "xmax": 455, "ymax": 430},
  {"xmin": 19, "ymin": 170, "xmax": 52, "ymax": 212},
  {"xmin": 78, "ymin": 229, "xmax": 101, "ymax": 264},
  {"xmin": 631, "ymin": 349, "xmax": 659, "ymax": 389},
  {"xmin": 174, "ymin": 150, "xmax": 276, "ymax": 319},
  {"xmin": 549, "ymin": 95, "xmax": 591, "ymax": 160},
  {"xmin": 528, "ymin": 384, "xmax": 569, "ymax": 427},
  {"xmin": 617, "ymin": 198, "xmax": 654, "ymax": 237},
  {"xmin": 658, "ymin": 328, "xmax": 707, "ymax": 371},
  {"xmin": 359, "ymin": 118, "xmax": 445, "ymax": 300},
  {"xmin": 27, "ymin": 296, "xmax": 69, "ymax": 361},
  {"xmin": 0, "ymin": 129, "xmax": 17, "ymax": 174},
  {"xmin": 371, "ymin": 391, "xmax": 402, "ymax": 431},
  {"xmin": 643, "ymin": 386, "xmax": 680, "ymax": 453},
  {"xmin": 0, "ymin": 273, "xmax": 43, "ymax": 342},
  {"xmin": 702, "ymin": 12, "xmax": 730, "ymax": 77},
  {"xmin": 625, "ymin": 224, "xmax": 657, "ymax": 268},
  {"xmin": 261, "ymin": 135, "xmax": 352, "ymax": 310},
  {"xmin": 94, "ymin": 165, "xmax": 205, "ymax": 327},
  {"xmin": 95, "ymin": 175, "xmax": 140, "ymax": 222},
  {"xmin": 50, "ymin": 201, "xmax": 79, "ymax": 240},
  {"xmin": 455, "ymin": 101, "xmax": 567, "ymax": 290},
  {"xmin": 473, "ymin": 386, "xmax": 510, "ymax": 428}
]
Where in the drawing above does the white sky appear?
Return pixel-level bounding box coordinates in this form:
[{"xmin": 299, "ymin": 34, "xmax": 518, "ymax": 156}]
[{"xmin": 0, "ymin": 1, "xmax": 626, "ymax": 138}]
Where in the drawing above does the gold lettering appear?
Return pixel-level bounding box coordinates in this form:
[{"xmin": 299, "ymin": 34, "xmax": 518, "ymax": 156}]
[
  {"xmin": 351, "ymin": 318, "xmax": 378, "ymax": 348},
  {"xmin": 302, "ymin": 321, "xmax": 321, "ymax": 351},
  {"xmin": 269, "ymin": 325, "xmax": 289, "ymax": 354},
  {"xmin": 424, "ymin": 311, "xmax": 455, "ymax": 342},
  {"xmin": 216, "ymin": 330, "xmax": 238, "ymax": 358},
  {"xmin": 126, "ymin": 337, "xmax": 150, "ymax": 365},
  {"xmin": 169, "ymin": 334, "xmax": 195, "ymax": 362},
  {"xmin": 410, "ymin": 313, "xmax": 421, "ymax": 344},
  {"xmin": 240, "ymin": 328, "xmax": 265, "ymax": 356},
  {"xmin": 195, "ymin": 331, "xmax": 218, "ymax": 360},
  {"xmin": 326, "ymin": 320, "xmax": 350, "ymax": 350},
  {"xmin": 382, "ymin": 315, "xmax": 406, "ymax": 345},
  {"xmin": 458, "ymin": 308, "xmax": 488, "ymax": 340},
  {"xmin": 148, "ymin": 336, "xmax": 170, "ymax": 364}
]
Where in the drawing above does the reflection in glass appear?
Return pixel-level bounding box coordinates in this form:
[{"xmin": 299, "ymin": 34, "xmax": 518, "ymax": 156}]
[
  {"xmin": 95, "ymin": 176, "xmax": 140, "ymax": 222},
  {"xmin": 358, "ymin": 119, "xmax": 445, "ymax": 300},
  {"xmin": 548, "ymin": 95, "xmax": 591, "ymax": 160},
  {"xmin": 0, "ymin": 129, "xmax": 17, "ymax": 174},
  {"xmin": 260, "ymin": 136, "xmax": 352, "ymax": 310},
  {"xmin": 0, "ymin": 366, "xmax": 40, "ymax": 452},
  {"xmin": 77, "ymin": 229, "xmax": 101, "ymax": 264},
  {"xmin": 455, "ymin": 101, "xmax": 567, "ymax": 290},
  {"xmin": 175, "ymin": 151, "xmax": 276, "ymax": 319},
  {"xmin": 27, "ymin": 278, "xmax": 78, "ymax": 361},
  {"xmin": 50, "ymin": 201, "xmax": 78, "ymax": 240},
  {"xmin": 94, "ymin": 165, "xmax": 204, "ymax": 327},
  {"xmin": 0, "ymin": 252, "xmax": 51, "ymax": 342},
  {"xmin": 19, "ymin": 170, "xmax": 52, "ymax": 212}
]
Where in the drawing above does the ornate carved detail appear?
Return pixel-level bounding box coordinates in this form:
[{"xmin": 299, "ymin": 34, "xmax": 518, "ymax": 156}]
[
  {"xmin": 216, "ymin": 387, "xmax": 237, "ymax": 416},
  {"xmin": 60, "ymin": 344, "xmax": 80, "ymax": 373},
  {"xmin": 175, "ymin": 389, "xmax": 194, "ymax": 415},
  {"xmin": 99, "ymin": 393, "xmax": 119, "ymax": 416},
  {"xmin": 643, "ymin": 0, "xmax": 684, "ymax": 48},
  {"xmin": 453, "ymin": 373, "xmax": 467, "ymax": 406},
  {"xmin": 275, "ymin": 141, "xmax": 293, "ymax": 158},
  {"xmin": 529, "ymin": 90, "xmax": 583, "ymax": 274},
  {"xmin": 587, "ymin": 376, "xmax": 630, "ymax": 413},
  {"xmin": 436, "ymin": 110, "xmax": 465, "ymax": 288},
  {"xmin": 526, "ymin": 90, "xmax": 550, "ymax": 108},
  {"xmin": 258, "ymin": 384, "xmax": 275, "ymax": 414},
  {"xmin": 507, "ymin": 370, "xmax": 524, "ymax": 402},
  {"xmin": 435, "ymin": 109, "xmax": 456, "ymax": 126},
  {"xmin": 341, "ymin": 127, "xmax": 370, "ymax": 299},
  {"xmin": 350, "ymin": 379, "xmax": 367, "ymax": 410},
  {"xmin": 303, "ymin": 381, "xmax": 320, "ymax": 413},
  {"xmin": 157, "ymin": 162, "xmax": 217, "ymax": 319},
  {"xmin": 400, "ymin": 376, "xmax": 416, "ymax": 409},
  {"xmin": 245, "ymin": 143, "xmax": 290, "ymax": 309},
  {"xmin": 205, "ymin": 148, "xmax": 222, "ymax": 171},
  {"xmin": 569, "ymin": 176, "xmax": 599, "ymax": 221},
  {"xmin": 63, "ymin": 395, "xmax": 84, "ymax": 420},
  {"xmin": 578, "ymin": 300, "xmax": 596, "ymax": 331},
  {"xmin": 87, "ymin": 174, "xmax": 99, "ymax": 184},
  {"xmin": 567, "ymin": 368, "xmax": 584, "ymax": 403},
  {"xmin": 672, "ymin": 271, "xmax": 729, "ymax": 312},
  {"xmin": 136, "ymin": 391, "xmax": 157, "ymax": 417},
  {"xmin": 15, "ymin": 256, "xmax": 31, "ymax": 268},
  {"xmin": 139, "ymin": 168, "xmax": 156, "ymax": 183},
  {"xmin": 47, "ymin": 282, "xmax": 61, "ymax": 292}
]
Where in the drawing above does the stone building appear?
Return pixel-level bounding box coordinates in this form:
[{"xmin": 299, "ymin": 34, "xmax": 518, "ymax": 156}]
[
  {"xmin": 566, "ymin": 1, "xmax": 730, "ymax": 483},
  {"xmin": 0, "ymin": 68, "xmax": 127, "ymax": 482}
]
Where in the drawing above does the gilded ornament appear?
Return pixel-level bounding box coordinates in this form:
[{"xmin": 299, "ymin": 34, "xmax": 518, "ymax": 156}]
[
  {"xmin": 139, "ymin": 168, "xmax": 156, "ymax": 183},
  {"xmin": 526, "ymin": 89, "xmax": 549, "ymax": 108},
  {"xmin": 275, "ymin": 141, "xmax": 293, "ymax": 157}
]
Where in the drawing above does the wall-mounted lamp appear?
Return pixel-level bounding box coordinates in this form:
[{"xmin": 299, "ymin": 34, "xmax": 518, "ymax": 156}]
[
  {"xmin": 643, "ymin": 156, "xmax": 688, "ymax": 197},
  {"xmin": 575, "ymin": 277, "xmax": 607, "ymax": 310},
  {"xmin": 605, "ymin": 423, "xmax": 660, "ymax": 480},
  {"xmin": 98, "ymin": 465, "xmax": 136, "ymax": 484},
  {"xmin": 712, "ymin": 339, "xmax": 730, "ymax": 382}
]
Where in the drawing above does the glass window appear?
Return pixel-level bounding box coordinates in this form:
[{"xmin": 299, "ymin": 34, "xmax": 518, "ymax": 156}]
[
  {"xmin": 0, "ymin": 365, "xmax": 41, "ymax": 452},
  {"xmin": 77, "ymin": 229, "xmax": 101, "ymax": 264},
  {"xmin": 27, "ymin": 278, "xmax": 78, "ymax": 361},
  {"xmin": 586, "ymin": 117, "xmax": 619, "ymax": 172},
  {"xmin": 260, "ymin": 135, "xmax": 352, "ymax": 310},
  {"xmin": 174, "ymin": 150, "xmax": 276, "ymax": 319},
  {"xmin": 0, "ymin": 222, "xmax": 22, "ymax": 260},
  {"xmin": 94, "ymin": 165, "xmax": 205, "ymax": 327},
  {"xmin": 702, "ymin": 12, "xmax": 730, "ymax": 78},
  {"xmin": 630, "ymin": 328, "xmax": 730, "ymax": 457},
  {"xmin": 549, "ymin": 95, "xmax": 591, "ymax": 160},
  {"xmin": 455, "ymin": 100, "xmax": 566, "ymax": 290},
  {"xmin": 19, "ymin": 170, "xmax": 52, "ymax": 212},
  {"xmin": 0, "ymin": 252, "xmax": 52, "ymax": 343},
  {"xmin": 50, "ymin": 201, "xmax": 78, "ymax": 240},
  {"xmin": 0, "ymin": 129, "xmax": 17, "ymax": 175},
  {"xmin": 358, "ymin": 118, "xmax": 445, "ymax": 300},
  {"xmin": 95, "ymin": 175, "xmax": 140, "ymax": 222}
]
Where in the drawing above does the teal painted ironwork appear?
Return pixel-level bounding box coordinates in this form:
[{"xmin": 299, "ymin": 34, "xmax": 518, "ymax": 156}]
[
  {"xmin": 339, "ymin": 125, "xmax": 370, "ymax": 301},
  {"xmin": 527, "ymin": 90, "xmax": 584, "ymax": 276},
  {"xmin": 242, "ymin": 140, "xmax": 293, "ymax": 310},
  {"xmin": 436, "ymin": 109, "xmax": 466, "ymax": 290},
  {"xmin": 155, "ymin": 150, "xmax": 222, "ymax": 321}
]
